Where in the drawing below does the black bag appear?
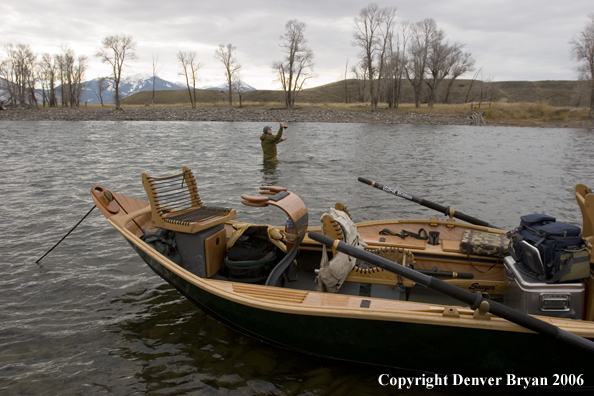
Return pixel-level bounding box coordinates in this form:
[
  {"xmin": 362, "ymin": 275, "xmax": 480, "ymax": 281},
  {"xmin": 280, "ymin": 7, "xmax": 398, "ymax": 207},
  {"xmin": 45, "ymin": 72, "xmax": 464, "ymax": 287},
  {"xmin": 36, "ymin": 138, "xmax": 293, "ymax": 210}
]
[
  {"xmin": 141, "ymin": 228, "xmax": 182, "ymax": 265},
  {"xmin": 221, "ymin": 229, "xmax": 284, "ymax": 284},
  {"xmin": 508, "ymin": 214, "xmax": 589, "ymax": 283}
]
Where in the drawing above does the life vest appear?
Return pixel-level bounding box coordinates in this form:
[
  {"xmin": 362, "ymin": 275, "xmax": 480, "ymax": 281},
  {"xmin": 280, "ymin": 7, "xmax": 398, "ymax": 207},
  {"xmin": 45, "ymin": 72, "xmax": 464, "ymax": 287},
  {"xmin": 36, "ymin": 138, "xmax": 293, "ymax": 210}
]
[
  {"xmin": 228, "ymin": 222, "xmax": 287, "ymax": 253},
  {"xmin": 316, "ymin": 208, "xmax": 367, "ymax": 292}
]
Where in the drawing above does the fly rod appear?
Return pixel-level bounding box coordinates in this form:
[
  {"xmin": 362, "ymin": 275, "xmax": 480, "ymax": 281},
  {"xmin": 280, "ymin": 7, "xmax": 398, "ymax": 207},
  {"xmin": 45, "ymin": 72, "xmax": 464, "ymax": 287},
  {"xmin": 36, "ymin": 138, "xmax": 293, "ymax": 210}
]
[{"xmin": 358, "ymin": 177, "xmax": 500, "ymax": 229}]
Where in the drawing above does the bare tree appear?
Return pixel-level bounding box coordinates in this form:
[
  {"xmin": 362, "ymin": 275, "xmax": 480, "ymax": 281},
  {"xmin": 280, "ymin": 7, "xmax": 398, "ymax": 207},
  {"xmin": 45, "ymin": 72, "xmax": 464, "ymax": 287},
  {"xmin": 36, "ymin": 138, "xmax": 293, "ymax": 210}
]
[
  {"xmin": 39, "ymin": 53, "xmax": 58, "ymax": 107},
  {"xmin": 352, "ymin": 3, "xmax": 397, "ymax": 111},
  {"xmin": 2, "ymin": 43, "xmax": 37, "ymax": 105},
  {"xmin": 343, "ymin": 58, "xmax": 351, "ymax": 103},
  {"xmin": 73, "ymin": 55, "xmax": 87, "ymax": 107},
  {"xmin": 425, "ymin": 40, "xmax": 466, "ymax": 108},
  {"xmin": 570, "ymin": 14, "xmax": 594, "ymax": 117},
  {"xmin": 273, "ymin": 20, "xmax": 315, "ymax": 109},
  {"xmin": 231, "ymin": 72, "xmax": 248, "ymax": 108},
  {"xmin": 151, "ymin": 55, "xmax": 162, "ymax": 109},
  {"xmin": 464, "ymin": 66, "xmax": 483, "ymax": 103},
  {"xmin": 0, "ymin": 57, "xmax": 8, "ymax": 106},
  {"xmin": 96, "ymin": 34, "xmax": 137, "ymax": 110},
  {"xmin": 477, "ymin": 72, "xmax": 494, "ymax": 108},
  {"xmin": 350, "ymin": 62, "xmax": 369, "ymax": 102},
  {"xmin": 95, "ymin": 76, "xmax": 108, "ymax": 106},
  {"xmin": 404, "ymin": 18, "xmax": 442, "ymax": 108},
  {"xmin": 177, "ymin": 51, "xmax": 202, "ymax": 109},
  {"xmin": 215, "ymin": 44, "xmax": 241, "ymax": 108},
  {"xmin": 384, "ymin": 23, "xmax": 410, "ymax": 108},
  {"xmin": 443, "ymin": 50, "xmax": 475, "ymax": 103},
  {"xmin": 55, "ymin": 46, "xmax": 87, "ymax": 108},
  {"xmin": 55, "ymin": 50, "xmax": 69, "ymax": 107}
]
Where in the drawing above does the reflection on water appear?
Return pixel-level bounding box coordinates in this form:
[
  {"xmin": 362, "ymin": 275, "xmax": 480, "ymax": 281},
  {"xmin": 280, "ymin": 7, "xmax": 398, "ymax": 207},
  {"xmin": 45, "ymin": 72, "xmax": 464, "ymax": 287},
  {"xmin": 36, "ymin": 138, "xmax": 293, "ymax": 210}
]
[
  {"xmin": 1, "ymin": 121, "xmax": 592, "ymax": 395},
  {"xmin": 261, "ymin": 160, "xmax": 280, "ymax": 186}
]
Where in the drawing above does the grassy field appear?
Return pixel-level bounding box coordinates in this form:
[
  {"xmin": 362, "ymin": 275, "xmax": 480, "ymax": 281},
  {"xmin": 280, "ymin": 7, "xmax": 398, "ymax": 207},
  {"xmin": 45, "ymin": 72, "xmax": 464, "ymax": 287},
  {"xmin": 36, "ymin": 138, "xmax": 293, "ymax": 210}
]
[
  {"xmin": 112, "ymin": 79, "xmax": 593, "ymax": 127},
  {"xmin": 122, "ymin": 79, "xmax": 586, "ymax": 107}
]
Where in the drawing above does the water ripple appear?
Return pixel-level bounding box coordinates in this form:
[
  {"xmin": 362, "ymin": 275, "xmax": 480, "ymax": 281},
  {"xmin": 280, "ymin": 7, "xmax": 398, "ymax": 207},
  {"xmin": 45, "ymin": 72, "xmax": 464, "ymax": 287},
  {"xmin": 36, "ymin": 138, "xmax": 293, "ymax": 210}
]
[{"xmin": 1, "ymin": 120, "xmax": 591, "ymax": 395}]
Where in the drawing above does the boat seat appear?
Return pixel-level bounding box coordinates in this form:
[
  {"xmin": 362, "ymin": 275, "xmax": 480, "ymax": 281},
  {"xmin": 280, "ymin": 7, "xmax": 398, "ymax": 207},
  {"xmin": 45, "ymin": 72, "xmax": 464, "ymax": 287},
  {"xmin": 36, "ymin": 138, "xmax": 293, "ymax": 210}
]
[
  {"xmin": 141, "ymin": 166, "xmax": 236, "ymax": 234},
  {"xmin": 576, "ymin": 183, "xmax": 594, "ymax": 241},
  {"xmin": 321, "ymin": 207, "xmax": 415, "ymax": 289}
]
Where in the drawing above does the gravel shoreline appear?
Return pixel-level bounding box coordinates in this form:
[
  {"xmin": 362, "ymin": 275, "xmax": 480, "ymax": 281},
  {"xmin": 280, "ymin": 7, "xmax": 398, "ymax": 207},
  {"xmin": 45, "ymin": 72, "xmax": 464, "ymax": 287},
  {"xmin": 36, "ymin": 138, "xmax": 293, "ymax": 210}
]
[
  {"xmin": 1, "ymin": 106, "xmax": 592, "ymax": 128},
  {"xmin": 0, "ymin": 106, "xmax": 477, "ymax": 125}
]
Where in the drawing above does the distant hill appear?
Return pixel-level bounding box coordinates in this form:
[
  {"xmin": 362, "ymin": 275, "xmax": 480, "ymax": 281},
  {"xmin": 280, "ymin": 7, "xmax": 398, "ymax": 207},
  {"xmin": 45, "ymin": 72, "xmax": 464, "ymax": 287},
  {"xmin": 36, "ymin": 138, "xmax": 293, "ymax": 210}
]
[
  {"xmin": 122, "ymin": 79, "xmax": 585, "ymax": 108},
  {"xmin": 1, "ymin": 75, "xmax": 585, "ymax": 108}
]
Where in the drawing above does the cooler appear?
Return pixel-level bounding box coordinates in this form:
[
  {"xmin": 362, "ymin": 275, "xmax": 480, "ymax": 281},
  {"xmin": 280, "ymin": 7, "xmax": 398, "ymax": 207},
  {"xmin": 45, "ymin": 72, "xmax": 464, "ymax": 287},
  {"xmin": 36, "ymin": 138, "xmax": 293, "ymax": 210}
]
[{"xmin": 503, "ymin": 256, "xmax": 585, "ymax": 319}]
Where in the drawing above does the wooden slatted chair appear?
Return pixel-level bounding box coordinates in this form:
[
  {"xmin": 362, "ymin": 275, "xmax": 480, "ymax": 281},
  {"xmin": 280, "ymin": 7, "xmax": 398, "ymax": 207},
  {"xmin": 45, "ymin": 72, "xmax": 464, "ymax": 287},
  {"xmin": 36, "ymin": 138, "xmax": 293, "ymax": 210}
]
[{"xmin": 141, "ymin": 166, "xmax": 236, "ymax": 234}]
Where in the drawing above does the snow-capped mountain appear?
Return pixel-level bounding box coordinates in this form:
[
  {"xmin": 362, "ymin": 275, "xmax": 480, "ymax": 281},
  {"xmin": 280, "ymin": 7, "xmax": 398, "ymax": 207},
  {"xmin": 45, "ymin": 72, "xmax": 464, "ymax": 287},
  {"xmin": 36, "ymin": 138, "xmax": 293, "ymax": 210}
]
[
  {"xmin": 0, "ymin": 74, "xmax": 256, "ymax": 105},
  {"xmin": 78, "ymin": 74, "xmax": 186, "ymax": 104},
  {"xmin": 201, "ymin": 82, "xmax": 257, "ymax": 91}
]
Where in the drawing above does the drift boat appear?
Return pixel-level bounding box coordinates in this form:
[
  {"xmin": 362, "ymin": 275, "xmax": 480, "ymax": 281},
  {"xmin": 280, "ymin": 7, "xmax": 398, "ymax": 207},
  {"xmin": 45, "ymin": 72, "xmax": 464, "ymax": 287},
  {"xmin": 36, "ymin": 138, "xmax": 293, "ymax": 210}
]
[{"xmin": 90, "ymin": 166, "xmax": 594, "ymax": 385}]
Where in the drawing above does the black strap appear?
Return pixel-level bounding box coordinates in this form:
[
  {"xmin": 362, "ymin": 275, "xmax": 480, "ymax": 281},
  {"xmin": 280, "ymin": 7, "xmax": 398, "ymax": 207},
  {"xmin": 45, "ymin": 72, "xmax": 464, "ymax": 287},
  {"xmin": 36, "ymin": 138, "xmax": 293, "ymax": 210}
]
[
  {"xmin": 546, "ymin": 254, "xmax": 576, "ymax": 284},
  {"xmin": 379, "ymin": 228, "xmax": 428, "ymax": 240}
]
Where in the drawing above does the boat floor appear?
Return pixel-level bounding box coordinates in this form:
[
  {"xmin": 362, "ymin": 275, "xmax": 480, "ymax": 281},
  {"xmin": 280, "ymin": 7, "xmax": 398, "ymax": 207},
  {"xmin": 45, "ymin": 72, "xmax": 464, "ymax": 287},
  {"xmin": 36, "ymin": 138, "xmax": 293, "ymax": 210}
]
[{"xmin": 210, "ymin": 253, "xmax": 495, "ymax": 308}]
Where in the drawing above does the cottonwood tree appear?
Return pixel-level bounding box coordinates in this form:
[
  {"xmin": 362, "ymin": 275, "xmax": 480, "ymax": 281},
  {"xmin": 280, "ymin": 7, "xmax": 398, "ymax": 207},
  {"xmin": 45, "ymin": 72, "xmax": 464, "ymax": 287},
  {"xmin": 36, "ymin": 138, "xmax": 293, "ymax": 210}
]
[
  {"xmin": 231, "ymin": 72, "xmax": 249, "ymax": 108},
  {"xmin": 443, "ymin": 50, "xmax": 475, "ymax": 103},
  {"xmin": 177, "ymin": 50, "xmax": 202, "ymax": 109},
  {"xmin": 39, "ymin": 53, "xmax": 58, "ymax": 107},
  {"xmin": 352, "ymin": 3, "xmax": 397, "ymax": 111},
  {"xmin": 425, "ymin": 40, "xmax": 468, "ymax": 108},
  {"xmin": 56, "ymin": 46, "xmax": 88, "ymax": 107},
  {"xmin": 72, "ymin": 55, "xmax": 87, "ymax": 106},
  {"xmin": 95, "ymin": 77, "xmax": 108, "ymax": 106},
  {"xmin": 343, "ymin": 58, "xmax": 351, "ymax": 103},
  {"xmin": 96, "ymin": 34, "xmax": 137, "ymax": 110},
  {"xmin": 2, "ymin": 43, "xmax": 37, "ymax": 105},
  {"xmin": 570, "ymin": 14, "xmax": 594, "ymax": 117},
  {"xmin": 464, "ymin": 66, "xmax": 483, "ymax": 103},
  {"xmin": 384, "ymin": 23, "xmax": 409, "ymax": 108},
  {"xmin": 404, "ymin": 18, "xmax": 443, "ymax": 108},
  {"xmin": 151, "ymin": 55, "xmax": 162, "ymax": 108},
  {"xmin": 273, "ymin": 19, "xmax": 315, "ymax": 109},
  {"xmin": 215, "ymin": 44, "xmax": 241, "ymax": 108},
  {"xmin": 55, "ymin": 48, "xmax": 72, "ymax": 107},
  {"xmin": 350, "ymin": 62, "xmax": 369, "ymax": 102}
]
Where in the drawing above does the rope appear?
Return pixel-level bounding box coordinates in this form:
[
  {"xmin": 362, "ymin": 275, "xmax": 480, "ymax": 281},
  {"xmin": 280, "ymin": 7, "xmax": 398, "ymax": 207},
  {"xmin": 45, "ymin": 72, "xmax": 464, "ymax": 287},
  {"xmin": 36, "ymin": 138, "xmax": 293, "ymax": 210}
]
[{"xmin": 36, "ymin": 205, "xmax": 96, "ymax": 263}]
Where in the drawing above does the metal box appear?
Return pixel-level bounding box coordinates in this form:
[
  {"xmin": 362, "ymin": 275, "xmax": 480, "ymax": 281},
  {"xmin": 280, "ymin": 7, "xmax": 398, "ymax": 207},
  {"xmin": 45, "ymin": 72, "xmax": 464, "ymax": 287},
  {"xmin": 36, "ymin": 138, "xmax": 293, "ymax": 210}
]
[{"xmin": 504, "ymin": 256, "xmax": 585, "ymax": 319}]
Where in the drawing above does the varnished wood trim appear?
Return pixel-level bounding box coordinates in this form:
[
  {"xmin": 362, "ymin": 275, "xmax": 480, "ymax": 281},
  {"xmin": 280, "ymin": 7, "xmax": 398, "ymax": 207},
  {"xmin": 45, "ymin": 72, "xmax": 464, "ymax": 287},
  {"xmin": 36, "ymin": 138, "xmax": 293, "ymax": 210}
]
[{"xmin": 101, "ymin": 195, "xmax": 594, "ymax": 336}]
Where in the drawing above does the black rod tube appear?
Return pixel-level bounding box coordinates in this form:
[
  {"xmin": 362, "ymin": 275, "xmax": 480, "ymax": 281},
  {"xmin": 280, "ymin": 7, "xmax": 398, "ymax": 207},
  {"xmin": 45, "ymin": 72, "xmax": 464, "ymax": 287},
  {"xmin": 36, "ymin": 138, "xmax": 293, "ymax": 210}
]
[
  {"xmin": 416, "ymin": 269, "xmax": 474, "ymax": 279},
  {"xmin": 358, "ymin": 177, "xmax": 500, "ymax": 229},
  {"xmin": 308, "ymin": 231, "xmax": 594, "ymax": 355}
]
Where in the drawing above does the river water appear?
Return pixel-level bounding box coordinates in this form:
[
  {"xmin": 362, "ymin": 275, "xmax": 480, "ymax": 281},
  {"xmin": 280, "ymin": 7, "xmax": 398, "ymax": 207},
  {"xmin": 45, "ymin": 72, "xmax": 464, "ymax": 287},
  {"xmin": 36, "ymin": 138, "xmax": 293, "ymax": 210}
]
[{"xmin": 1, "ymin": 121, "xmax": 593, "ymax": 395}]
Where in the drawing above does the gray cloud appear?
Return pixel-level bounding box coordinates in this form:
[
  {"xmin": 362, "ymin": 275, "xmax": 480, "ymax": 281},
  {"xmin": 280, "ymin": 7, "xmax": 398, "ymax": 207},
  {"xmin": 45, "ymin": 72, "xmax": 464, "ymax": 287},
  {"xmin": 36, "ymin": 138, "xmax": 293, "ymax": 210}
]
[{"xmin": 1, "ymin": 1, "xmax": 592, "ymax": 89}]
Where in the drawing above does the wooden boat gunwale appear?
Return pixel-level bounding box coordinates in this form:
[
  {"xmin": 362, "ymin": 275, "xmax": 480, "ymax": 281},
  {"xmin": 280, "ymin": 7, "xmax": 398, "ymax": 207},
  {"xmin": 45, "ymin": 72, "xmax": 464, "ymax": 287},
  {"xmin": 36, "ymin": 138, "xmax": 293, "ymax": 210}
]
[
  {"xmin": 102, "ymin": 199, "xmax": 594, "ymax": 337},
  {"xmin": 90, "ymin": 182, "xmax": 594, "ymax": 383}
]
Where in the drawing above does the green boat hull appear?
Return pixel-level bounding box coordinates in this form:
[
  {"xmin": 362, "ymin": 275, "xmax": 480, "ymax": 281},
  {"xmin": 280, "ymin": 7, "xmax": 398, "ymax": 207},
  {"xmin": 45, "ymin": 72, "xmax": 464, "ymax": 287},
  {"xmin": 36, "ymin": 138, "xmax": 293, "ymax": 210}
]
[{"xmin": 134, "ymin": 245, "xmax": 594, "ymax": 386}]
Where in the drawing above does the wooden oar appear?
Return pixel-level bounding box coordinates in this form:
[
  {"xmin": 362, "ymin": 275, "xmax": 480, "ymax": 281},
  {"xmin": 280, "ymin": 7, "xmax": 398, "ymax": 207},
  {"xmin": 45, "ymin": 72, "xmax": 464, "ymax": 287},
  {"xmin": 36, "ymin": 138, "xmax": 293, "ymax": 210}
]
[
  {"xmin": 308, "ymin": 231, "xmax": 594, "ymax": 355},
  {"xmin": 358, "ymin": 177, "xmax": 500, "ymax": 229}
]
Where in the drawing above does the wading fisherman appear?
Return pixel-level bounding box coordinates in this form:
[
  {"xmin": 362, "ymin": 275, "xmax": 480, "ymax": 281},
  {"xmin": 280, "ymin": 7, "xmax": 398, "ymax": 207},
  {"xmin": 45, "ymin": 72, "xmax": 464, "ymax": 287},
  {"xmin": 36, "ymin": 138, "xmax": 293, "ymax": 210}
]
[{"xmin": 260, "ymin": 123, "xmax": 287, "ymax": 163}]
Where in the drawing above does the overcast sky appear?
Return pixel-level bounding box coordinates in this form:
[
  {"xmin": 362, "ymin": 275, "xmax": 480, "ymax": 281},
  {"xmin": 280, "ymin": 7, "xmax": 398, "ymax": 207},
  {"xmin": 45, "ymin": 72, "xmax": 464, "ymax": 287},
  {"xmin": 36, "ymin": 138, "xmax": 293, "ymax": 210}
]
[{"xmin": 1, "ymin": 1, "xmax": 592, "ymax": 90}]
